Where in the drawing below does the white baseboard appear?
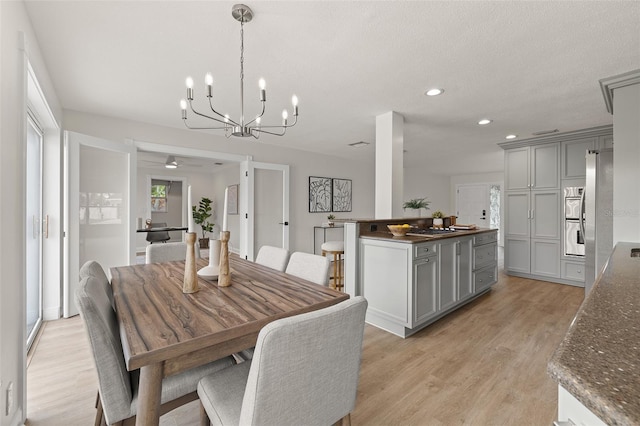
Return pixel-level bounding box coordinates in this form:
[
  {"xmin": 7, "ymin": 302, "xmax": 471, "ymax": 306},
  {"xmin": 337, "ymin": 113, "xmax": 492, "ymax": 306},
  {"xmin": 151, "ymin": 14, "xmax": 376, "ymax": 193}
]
[{"xmin": 43, "ymin": 306, "xmax": 61, "ymax": 321}]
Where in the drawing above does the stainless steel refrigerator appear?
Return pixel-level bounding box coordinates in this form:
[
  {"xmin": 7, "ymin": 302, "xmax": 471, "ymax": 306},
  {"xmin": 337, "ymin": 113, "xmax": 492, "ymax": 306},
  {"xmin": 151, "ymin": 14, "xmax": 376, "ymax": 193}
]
[{"xmin": 580, "ymin": 149, "xmax": 613, "ymax": 295}]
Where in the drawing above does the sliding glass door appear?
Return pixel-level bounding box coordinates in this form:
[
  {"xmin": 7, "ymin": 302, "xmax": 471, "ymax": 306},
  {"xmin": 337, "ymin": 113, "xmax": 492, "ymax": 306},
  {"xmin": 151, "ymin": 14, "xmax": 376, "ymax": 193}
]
[{"xmin": 26, "ymin": 114, "xmax": 43, "ymax": 348}]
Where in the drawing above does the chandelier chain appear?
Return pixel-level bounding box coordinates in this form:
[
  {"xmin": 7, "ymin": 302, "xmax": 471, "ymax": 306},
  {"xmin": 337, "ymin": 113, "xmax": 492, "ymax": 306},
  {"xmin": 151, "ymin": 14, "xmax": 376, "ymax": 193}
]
[{"xmin": 240, "ymin": 21, "xmax": 244, "ymax": 86}]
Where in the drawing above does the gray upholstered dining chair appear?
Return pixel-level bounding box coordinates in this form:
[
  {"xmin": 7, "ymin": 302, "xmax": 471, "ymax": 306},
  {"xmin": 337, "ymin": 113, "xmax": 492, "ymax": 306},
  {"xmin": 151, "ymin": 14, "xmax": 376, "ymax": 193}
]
[
  {"xmin": 145, "ymin": 222, "xmax": 170, "ymax": 244},
  {"xmin": 197, "ymin": 296, "xmax": 368, "ymax": 426},
  {"xmin": 285, "ymin": 251, "xmax": 331, "ymax": 286},
  {"xmin": 76, "ymin": 271, "xmax": 235, "ymax": 425},
  {"xmin": 145, "ymin": 241, "xmax": 200, "ymax": 264},
  {"xmin": 254, "ymin": 245, "xmax": 290, "ymax": 272}
]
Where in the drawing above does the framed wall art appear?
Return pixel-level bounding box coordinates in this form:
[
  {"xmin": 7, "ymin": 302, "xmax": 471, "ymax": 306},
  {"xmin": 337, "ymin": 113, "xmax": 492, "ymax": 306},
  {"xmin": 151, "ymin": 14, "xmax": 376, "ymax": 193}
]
[
  {"xmin": 309, "ymin": 176, "xmax": 332, "ymax": 213},
  {"xmin": 332, "ymin": 178, "xmax": 352, "ymax": 212}
]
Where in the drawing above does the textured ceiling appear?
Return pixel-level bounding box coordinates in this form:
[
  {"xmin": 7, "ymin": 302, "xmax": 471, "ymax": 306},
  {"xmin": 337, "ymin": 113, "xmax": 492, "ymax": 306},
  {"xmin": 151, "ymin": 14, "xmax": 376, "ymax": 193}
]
[{"xmin": 24, "ymin": 1, "xmax": 640, "ymax": 175}]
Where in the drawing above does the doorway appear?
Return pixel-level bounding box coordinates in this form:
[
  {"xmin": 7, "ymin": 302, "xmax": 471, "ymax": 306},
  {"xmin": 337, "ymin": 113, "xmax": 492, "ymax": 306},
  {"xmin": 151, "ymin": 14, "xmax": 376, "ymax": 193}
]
[{"xmin": 456, "ymin": 183, "xmax": 502, "ymax": 245}]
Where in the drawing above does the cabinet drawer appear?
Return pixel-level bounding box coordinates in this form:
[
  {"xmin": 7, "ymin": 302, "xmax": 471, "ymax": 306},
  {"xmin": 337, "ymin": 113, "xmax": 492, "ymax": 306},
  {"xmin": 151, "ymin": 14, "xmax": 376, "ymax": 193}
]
[
  {"xmin": 474, "ymin": 232, "xmax": 497, "ymax": 246},
  {"xmin": 562, "ymin": 261, "xmax": 585, "ymax": 282},
  {"xmin": 414, "ymin": 243, "xmax": 437, "ymax": 259},
  {"xmin": 474, "ymin": 265, "xmax": 497, "ymax": 292},
  {"xmin": 473, "ymin": 243, "xmax": 497, "ymax": 269}
]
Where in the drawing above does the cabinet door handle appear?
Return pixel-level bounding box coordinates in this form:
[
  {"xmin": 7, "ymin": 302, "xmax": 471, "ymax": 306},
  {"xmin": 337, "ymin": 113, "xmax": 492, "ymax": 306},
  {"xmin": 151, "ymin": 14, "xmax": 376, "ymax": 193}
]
[{"xmin": 527, "ymin": 209, "xmax": 531, "ymax": 219}]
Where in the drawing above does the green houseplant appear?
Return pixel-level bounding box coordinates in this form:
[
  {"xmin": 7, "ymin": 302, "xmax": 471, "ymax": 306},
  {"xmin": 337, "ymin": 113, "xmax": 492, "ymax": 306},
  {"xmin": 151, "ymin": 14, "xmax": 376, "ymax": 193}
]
[
  {"xmin": 403, "ymin": 197, "xmax": 430, "ymax": 217},
  {"xmin": 432, "ymin": 210, "xmax": 445, "ymax": 228},
  {"xmin": 327, "ymin": 214, "xmax": 336, "ymax": 227},
  {"xmin": 192, "ymin": 197, "xmax": 214, "ymax": 248}
]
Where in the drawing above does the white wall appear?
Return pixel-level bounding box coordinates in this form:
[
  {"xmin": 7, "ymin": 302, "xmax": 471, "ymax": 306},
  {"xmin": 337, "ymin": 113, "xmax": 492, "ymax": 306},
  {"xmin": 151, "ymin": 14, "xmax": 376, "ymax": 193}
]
[
  {"xmin": 612, "ymin": 82, "xmax": 640, "ymax": 244},
  {"xmin": 64, "ymin": 110, "xmax": 375, "ymax": 255},
  {"xmin": 403, "ymin": 167, "xmax": 451, "ymax": 217},
  {"xmin": 1, "ymin": 1, "xmax": 62, "ymax": 424}
]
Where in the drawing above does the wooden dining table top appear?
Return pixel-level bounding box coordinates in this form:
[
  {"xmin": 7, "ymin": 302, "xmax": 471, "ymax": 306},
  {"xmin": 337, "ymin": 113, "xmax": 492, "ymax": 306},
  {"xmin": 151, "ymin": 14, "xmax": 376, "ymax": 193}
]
[{"xmin": 110, "ymin": 255, "xmax": 349, "ymax": 373}]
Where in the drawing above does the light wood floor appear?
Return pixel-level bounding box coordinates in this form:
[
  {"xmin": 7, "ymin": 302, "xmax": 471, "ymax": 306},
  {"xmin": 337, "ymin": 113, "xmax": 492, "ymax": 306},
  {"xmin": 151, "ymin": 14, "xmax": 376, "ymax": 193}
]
[{"xmin": 26, "ymin": 268, "xmax": 583, "ymax": 425}]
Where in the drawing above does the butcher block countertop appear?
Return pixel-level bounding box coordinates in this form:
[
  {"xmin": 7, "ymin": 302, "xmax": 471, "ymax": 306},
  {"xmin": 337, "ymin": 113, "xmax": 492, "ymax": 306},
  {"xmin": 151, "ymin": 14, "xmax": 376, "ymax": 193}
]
[{"xmin": 548, "ymin": 242, "xmax": 640, "ymax": 425}]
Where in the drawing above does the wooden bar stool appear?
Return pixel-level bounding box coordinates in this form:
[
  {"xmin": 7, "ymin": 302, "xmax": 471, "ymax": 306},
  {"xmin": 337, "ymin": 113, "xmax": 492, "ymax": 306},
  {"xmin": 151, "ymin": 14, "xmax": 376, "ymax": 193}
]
[{"xmin": 321, "ymin": 241, "xmax": 344, "ymax": 292}]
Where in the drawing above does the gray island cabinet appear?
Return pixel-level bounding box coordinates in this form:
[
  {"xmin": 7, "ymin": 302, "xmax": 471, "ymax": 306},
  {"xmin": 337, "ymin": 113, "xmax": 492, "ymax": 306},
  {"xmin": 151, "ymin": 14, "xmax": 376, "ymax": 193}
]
[{"xmin": 343, "ymin": 220, "xmax": 497, "ymax": 338}]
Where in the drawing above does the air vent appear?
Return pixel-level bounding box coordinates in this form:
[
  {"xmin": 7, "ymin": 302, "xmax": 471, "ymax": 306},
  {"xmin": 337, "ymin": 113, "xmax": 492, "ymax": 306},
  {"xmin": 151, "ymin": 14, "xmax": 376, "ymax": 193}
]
[
  {"xmin": 349, "ymin": 141, "xmax": 370, "ymax": 148},
  {"xmin": 532, "ymin": 129, "xmax": 559, "ymax": 136}
]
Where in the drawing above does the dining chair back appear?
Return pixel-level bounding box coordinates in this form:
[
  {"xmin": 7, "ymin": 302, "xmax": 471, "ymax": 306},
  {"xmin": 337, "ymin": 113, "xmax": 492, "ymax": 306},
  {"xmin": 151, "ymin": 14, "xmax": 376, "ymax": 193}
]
[
  {"xmin": 146, "ymin": 222, "xmax": 170, "ymax": 244},
  {"xmin": 76, "ymin": 271, "xmax": 234, "ymax": 424},
  {"xmin": 254, "ymin": 245, "xmax": 290, "ymax": 272},
  {"xmin": 285, "ymin": 251, "xmax": 330, "ymax": 286},
  {"xmin": 145, "ymin": 241, "xmax": 200, "ymax": 264},
  {"xmin": 197, "ymin": 296, "xmax": 368, "ymax": 426}
]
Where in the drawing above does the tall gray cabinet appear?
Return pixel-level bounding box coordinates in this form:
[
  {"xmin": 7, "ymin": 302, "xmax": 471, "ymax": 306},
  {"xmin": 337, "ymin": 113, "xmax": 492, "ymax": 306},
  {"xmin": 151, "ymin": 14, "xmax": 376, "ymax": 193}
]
[{"xmin": 499, "ymin": 126, "xmax": 613, "ymax": 286}]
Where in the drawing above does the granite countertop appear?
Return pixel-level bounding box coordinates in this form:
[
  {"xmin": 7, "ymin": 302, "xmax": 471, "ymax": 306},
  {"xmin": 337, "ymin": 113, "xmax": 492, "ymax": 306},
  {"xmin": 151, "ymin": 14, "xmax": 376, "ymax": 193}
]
[
  {"xmin": 360, "ymin": 227, "xmax": 495, "ymax": 244},
  {"xmin": 548, "ymin": 242, "xmax": 640, "ymax": 425}
]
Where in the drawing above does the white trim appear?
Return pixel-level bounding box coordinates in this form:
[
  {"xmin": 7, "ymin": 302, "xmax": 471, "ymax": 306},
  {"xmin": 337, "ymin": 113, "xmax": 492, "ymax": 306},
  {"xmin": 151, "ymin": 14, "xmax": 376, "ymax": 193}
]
[
  {"xmin": 134, "ymin": 140, "xmax": 248, "ymax": 163},
  {"xmin": 599, "ymin": 69, "xmax": 640, "ymax": 114}
]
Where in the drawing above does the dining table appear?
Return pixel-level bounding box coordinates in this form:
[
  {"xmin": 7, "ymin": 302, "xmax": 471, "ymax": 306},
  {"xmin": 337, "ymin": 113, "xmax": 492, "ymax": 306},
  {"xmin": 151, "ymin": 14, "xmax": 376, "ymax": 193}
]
[{"xmin": 110, "ymin": 255, "xmax": 349, "ymax": 426}]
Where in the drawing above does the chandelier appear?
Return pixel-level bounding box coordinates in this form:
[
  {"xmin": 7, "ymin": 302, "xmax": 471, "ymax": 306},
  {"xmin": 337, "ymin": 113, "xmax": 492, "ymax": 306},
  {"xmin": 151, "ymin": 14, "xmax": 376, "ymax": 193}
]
[{"xmin": 180, "ymin": 4, "xmax": 299, "ymax": 138}]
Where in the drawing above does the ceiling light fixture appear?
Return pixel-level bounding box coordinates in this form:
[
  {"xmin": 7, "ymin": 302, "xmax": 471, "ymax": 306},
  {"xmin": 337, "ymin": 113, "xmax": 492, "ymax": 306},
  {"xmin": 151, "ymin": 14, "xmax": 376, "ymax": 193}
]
[
  {"xmin": 478, "ymin": 119, "xmax": 493, "ymax": 125},
  {"xmin": 180, "ymin": 4, "xmax": 298, "ymax": 138},
  {"xmin": 165, "ymin": 155, "xmax": 179, "ymax": 169},
  {"xmin": 425, "ymin": 88, "xmax": 444, "ymax": 96},
  {"xmin": 505, "ymin": 134, "xmax": 518, "ymax": 140}
]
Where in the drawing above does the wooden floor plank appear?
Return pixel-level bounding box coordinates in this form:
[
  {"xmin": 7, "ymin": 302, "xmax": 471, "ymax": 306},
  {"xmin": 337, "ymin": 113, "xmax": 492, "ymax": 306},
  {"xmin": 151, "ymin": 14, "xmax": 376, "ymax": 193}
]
[{"xmin": 26, "ymin": 268, "xmax": 583, "ymax": 425}]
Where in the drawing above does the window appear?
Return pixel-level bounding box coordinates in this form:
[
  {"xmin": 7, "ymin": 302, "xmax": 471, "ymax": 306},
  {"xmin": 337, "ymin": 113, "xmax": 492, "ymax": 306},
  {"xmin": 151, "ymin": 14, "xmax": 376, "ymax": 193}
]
[{"xmin": 151, "ymin": 184, "xmax": 167, "ymax": 212}]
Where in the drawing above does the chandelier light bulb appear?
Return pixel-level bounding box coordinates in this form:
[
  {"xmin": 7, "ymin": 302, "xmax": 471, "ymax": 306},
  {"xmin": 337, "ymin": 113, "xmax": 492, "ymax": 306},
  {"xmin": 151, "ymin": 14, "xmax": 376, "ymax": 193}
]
[{"xmin": 179, "ymin": 4, "xmax": 298, "ymax": 138}]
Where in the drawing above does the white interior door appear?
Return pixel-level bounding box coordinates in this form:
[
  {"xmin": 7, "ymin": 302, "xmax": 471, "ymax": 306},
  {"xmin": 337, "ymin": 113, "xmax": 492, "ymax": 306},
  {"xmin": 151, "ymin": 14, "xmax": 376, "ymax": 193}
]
[
  {"xmin": 64, "ymin": 131, "xmax": 136, "ymax": 317},
  {"xmin": 456, "ymin": 184, "xmax": 490, "ymax": 226},
  {"xmin": 241, "ymin": 161, "xmax": 289, "ymax": 261},
  {"xmin": 26, "ymin": 114, "xmax": 43, "ymax": 347}
]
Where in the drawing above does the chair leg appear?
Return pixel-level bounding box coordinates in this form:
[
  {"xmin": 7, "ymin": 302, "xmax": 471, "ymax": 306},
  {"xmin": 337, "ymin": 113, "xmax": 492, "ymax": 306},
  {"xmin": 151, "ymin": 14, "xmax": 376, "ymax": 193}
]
[
  {"xmin": 200, "ymin": 401, "xmax": 211, "ymax": 426},
  {"xmin": 94, "ymin": 392, "xmax": 104, "ymax": 426},
  {"xmin": 332, "ymin": 252, "xmax": 339, "ymax": 290},
  {"xmin": 332, "ymin": 414, "xmax": 351, "ymax": 426}
]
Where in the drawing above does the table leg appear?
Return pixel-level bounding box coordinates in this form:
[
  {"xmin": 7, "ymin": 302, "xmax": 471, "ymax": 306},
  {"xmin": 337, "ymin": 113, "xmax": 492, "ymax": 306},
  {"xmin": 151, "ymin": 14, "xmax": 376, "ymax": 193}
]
[{"xmin": 136, "ymin": 362, "xmax": 163, "ymax": 426}]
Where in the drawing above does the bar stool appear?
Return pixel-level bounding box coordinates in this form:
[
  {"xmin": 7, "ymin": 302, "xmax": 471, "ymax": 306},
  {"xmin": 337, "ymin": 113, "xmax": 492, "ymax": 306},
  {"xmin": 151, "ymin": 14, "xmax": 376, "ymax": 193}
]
[{"xmin": 321, "ymin": 241, "xmax": 344, "ymax": 291}]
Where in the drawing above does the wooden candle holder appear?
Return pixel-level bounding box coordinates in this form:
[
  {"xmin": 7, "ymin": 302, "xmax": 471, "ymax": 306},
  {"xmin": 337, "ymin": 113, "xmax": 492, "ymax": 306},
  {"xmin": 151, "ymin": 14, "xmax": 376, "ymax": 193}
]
[
  {"xmin": 218, "ymin": 231, "xmax": 231, "ymax": 287},
  {"xmin": 183, "ymin": 232, "xmax": 199, "ymax": 293}
]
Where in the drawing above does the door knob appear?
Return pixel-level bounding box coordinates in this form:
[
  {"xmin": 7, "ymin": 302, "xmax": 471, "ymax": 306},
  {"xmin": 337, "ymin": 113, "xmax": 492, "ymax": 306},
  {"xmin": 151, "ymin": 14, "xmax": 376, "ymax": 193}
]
[{"xmin": 278, "ymin": 222, "xmax": 289, "ymax": 226}]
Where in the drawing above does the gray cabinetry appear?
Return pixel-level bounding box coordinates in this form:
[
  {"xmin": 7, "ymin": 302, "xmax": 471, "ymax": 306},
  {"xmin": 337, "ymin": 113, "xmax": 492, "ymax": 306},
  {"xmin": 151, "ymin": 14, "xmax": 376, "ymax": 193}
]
[
  {"xmin": 360, "ymin": 230, "xmax": 497, "ymax": 338},
  {"xmin": 500, "ymin": 126, "xmax": 612, "ymax": 285},
  {"xmin": 562, "ymin": 138, "xmax": 596, "ymax": 179},
  {"xmin": 506, "ymin": 144, "xmax": 559, "ymax": 190},
  {"xmin": 414, "ymin": 254, "xmax": 437, "ymax": 324},
  {"xmin": 439, "ymin": 239, "xmax": 458, "ymax": 311}
]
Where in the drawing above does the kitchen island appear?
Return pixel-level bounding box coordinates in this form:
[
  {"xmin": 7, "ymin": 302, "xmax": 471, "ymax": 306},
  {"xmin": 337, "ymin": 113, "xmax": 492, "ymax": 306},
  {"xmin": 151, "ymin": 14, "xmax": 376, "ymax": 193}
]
[
  {"xmin": 548, "ymin": 242, "xmax": 640, "ymax": 425},
  {"xmin": 340, "ymin": 218, "xmax": 498, "ymax": 337}
]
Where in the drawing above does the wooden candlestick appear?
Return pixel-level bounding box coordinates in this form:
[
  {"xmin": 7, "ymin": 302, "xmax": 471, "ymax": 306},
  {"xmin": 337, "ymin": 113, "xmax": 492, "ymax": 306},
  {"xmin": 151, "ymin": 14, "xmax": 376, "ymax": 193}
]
[
  {"xmin": 183, "ymin": 232, "xmax": 199, "ymax": 293},
  {"xmin": 218, "ymin": 231, "xmax": 231, "ymax": 287}
]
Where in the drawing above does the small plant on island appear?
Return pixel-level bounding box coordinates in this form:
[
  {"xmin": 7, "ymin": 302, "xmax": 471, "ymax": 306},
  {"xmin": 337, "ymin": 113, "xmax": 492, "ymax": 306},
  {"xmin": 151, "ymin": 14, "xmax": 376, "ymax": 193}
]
[
  {"xmin": 403, "ymin": 197, "xmax": 430, "ymax": 216},
  {"xmin": 432, "ymin": 210, "xmax": 444, "ymax": 218},
  {"xmin": 192, "ymin": 197, "xmax": 214, "ymax": 247}
]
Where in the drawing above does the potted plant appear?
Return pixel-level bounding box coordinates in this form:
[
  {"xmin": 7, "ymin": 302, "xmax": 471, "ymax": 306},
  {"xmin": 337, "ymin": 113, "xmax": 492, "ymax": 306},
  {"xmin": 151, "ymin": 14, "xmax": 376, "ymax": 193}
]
[
  {"xmin": 403, "ymin": 197, "xmax": 430, "ymax": 217},
  {"xmin": 327, "ymin": 214, "xmax": 336, "ymax": 227},
  {"xmin": 432, "ymin": 210, "xmax": 445, "ymax": 228},
  {"xmin": 192, "ymin": 197, "xmax": 214, "ymax": 248}
]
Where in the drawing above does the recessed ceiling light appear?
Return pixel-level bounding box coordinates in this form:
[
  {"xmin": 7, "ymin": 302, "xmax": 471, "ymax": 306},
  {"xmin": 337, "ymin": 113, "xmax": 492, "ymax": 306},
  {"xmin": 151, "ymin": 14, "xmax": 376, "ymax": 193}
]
[
  {"xmin": 505, "ymin": 134, "xmax": 518, "ymax": 140},
  {"xmin": 478, "ymin": 119, "xmax": 492, "ymax": 125},
  {"xmin": 349, "ymin": 141, "xmax": 370, "ymax": 148},
  {"xmin": 425, "ymin": 88, "xmax": 444, "ymax": 96}
]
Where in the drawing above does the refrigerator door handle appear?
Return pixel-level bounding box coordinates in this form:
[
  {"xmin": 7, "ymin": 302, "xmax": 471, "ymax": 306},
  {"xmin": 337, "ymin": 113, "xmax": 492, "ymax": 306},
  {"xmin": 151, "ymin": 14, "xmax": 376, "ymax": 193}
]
[{"xmin": 579, "ymin": 185, "xmax": 586, "ymax": 246}]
